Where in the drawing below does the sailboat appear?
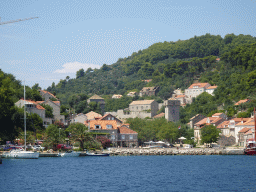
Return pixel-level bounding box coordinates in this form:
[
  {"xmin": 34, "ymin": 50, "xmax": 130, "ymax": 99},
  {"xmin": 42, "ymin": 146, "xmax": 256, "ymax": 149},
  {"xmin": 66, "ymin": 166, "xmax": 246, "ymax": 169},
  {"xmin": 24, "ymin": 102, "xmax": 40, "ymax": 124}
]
[{"xmin": 2, "ymin": 82, "xmax": 39, "ymax": 159}]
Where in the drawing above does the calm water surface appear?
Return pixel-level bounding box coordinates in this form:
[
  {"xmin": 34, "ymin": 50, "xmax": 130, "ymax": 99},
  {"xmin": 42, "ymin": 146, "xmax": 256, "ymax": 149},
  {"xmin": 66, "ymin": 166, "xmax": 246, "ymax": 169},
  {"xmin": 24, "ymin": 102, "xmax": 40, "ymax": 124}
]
[{"xmin": 0, "ymin": 155, "xmax": 256, "ymax": 192}]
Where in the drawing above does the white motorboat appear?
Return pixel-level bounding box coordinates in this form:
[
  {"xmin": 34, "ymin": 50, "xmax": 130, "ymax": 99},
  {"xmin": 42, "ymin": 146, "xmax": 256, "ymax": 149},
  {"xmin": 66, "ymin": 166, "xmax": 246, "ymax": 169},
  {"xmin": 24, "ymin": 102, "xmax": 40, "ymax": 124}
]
[{"xmin": 59, "ymin": 151, "xmax": 81, "ymax": 157}]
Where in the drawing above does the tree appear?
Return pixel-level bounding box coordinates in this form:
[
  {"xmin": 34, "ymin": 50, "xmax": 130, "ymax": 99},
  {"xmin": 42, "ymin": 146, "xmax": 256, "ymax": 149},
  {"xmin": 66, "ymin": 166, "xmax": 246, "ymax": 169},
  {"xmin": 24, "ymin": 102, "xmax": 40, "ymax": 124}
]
[
  {"xmin": 40, "ymin": 104, "xmax": 54, "ymax": 118},
  {"xmin": 76, "ymin": 68, "xmax": 85, "ymax": 79},
  {"xmin": 44, "ymin": 124, "xmax": 65, "ymax": 150},
  {"xmin": 96, "ymin": 136, "xmax": 112, "ymax": 149},
  {"xmin": 200, "ymin": 125, "xmax": 221, "ymax": 144},
  {"xmin": 66, "ymin": 123, "xmax": 88, "ymax": 149}
]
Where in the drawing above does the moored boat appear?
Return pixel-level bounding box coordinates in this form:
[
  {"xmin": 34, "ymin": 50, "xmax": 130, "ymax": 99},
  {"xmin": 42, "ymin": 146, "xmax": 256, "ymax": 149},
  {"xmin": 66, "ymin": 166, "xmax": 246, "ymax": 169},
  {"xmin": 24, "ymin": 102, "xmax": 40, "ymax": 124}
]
[
  {"xmin": 59, "ymin": 151, "xmax": 81, "ymax": 157},
  {"xmin": 244, "ymin": 108, "xmax": 256, "ymax": 155},
  {"xmin": 2, "ymin": 149, "xmax": 39, "ymax": 159}
]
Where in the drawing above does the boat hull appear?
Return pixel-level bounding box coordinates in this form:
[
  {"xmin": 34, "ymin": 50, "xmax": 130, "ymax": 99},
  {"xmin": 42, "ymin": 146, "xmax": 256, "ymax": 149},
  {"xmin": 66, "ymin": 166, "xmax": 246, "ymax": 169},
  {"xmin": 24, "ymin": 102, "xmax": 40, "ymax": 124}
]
[
  {"xmin": 2, "ymin": 151, "xmax": 39, "ymax": 159},
  {"xmin": 85, "ymin": 153, "xmax": 109, "ymax": 156},
  {"xmin": 59, "ymin": 151, "xmax": 81, "ymax": 157},
  {"xmin": 244, "ymin": 149, "xmax": 256, "ymax": 155}
]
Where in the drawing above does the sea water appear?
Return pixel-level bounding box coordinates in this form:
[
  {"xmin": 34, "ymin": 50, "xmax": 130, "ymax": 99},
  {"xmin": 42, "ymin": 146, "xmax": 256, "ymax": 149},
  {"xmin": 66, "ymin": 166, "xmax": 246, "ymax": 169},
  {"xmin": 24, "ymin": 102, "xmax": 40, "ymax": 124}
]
[{"xmin": 0, "ymin": 155, "xmax": 256, "ymax": 192}]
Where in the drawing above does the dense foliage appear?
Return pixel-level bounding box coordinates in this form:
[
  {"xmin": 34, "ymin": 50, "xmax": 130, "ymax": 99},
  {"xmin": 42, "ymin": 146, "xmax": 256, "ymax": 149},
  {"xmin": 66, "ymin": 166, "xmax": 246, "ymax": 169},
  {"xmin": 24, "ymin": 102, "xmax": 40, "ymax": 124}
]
[{"xmin": 200, "ymin": 125, "xmax": 221, "ymax": 144}]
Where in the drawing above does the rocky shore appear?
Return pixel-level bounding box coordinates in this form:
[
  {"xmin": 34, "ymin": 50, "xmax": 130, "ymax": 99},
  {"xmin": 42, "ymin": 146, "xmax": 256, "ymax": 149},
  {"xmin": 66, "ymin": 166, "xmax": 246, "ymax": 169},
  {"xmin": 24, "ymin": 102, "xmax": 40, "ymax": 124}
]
[{"xmin": 107, "ymin": 148, "xmax": 245, "ymax": 156}]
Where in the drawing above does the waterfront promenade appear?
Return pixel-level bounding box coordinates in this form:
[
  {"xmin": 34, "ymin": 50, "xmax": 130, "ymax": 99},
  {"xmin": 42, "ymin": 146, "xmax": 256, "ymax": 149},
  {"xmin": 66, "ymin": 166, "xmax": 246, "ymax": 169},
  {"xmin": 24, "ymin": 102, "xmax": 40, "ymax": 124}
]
[{"xmin": 107, "ymin": 147, "xmax": 245, "ymax": 156}]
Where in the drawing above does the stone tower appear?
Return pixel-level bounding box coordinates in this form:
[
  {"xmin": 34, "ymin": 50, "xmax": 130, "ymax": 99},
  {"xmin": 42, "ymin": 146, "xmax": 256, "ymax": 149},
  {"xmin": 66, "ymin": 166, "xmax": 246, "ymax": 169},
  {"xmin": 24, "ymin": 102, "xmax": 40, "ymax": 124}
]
[{"xmin": 164, "ymin": 99, "xmax": 180, "ymax": 122}]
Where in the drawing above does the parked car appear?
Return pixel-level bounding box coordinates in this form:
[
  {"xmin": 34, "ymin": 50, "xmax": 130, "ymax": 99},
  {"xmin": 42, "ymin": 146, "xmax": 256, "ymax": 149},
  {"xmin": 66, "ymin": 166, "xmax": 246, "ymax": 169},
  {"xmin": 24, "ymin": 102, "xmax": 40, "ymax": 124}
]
[
  {"xmin": 57, "ymin": 144, "xmax": 72, "ymax": 150},
  {"xmin": 33, "ymin": 145, "xmax": 45, "ymax": 151}
]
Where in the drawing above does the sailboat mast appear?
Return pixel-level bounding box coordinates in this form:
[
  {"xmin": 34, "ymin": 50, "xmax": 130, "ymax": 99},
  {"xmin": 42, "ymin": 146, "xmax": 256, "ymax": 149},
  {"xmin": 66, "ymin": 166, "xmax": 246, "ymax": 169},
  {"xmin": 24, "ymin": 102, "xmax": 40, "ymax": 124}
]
[{"xmin": 24, "ymin": 81, "xmax": 26, "ymax": 151}]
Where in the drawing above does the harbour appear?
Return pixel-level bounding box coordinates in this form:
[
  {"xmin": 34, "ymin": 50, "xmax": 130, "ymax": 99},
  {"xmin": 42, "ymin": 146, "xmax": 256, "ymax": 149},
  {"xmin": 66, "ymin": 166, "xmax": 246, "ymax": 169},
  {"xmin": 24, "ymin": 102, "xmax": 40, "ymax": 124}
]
[{"xmin": 0, "ymin": 155, "xmax": 255, "ymax": 192}]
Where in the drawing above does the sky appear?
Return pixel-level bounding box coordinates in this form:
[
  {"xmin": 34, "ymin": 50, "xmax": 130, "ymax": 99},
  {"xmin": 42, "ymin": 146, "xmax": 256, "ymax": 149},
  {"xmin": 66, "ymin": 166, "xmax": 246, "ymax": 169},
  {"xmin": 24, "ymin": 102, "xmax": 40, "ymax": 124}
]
[{"xmin": 0, "ymin": 0, "xmax": 256, "ymax": 89}]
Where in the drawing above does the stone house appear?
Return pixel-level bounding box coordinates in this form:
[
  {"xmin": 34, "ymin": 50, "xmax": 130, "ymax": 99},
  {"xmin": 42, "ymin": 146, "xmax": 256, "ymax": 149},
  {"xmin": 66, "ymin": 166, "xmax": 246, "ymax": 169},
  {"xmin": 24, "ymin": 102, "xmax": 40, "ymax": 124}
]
[
  {"xmin": 139, "ymin": 86, "xmax": 159, "ymax": 97},
  {"xmin": 129, "ymin": 100, "xmax": 159, "ymax": 118},
  {"xmin": 238, "ymin": 128, "xmax": 253, "ymax": 147},
  {"xmin": 73, "ymin": 113, "xmax": 87, "ymax": 124},
  {"xmin": 87, "ymin": 94, "xmax": 105, "ymax": 113},
  {"xmin": 174, "ymin": 95, "xmax": 186, "ymax": 105},
  {"xmin": 36, "ymin": 100, "xmax": 65, "ymax": 123},
  {"xmin": 87, "ymin": 113, "xmax": 138, "ymax": 147},
  {"xmin": 189, "ymin": 114, "xmax": 205, "ymax": 129},
  {"xmin": 15, "ymin": 99, "xmax": 53, "ymax": 127},
  {"xmin": 233, "ymin": 118, "xmax": 254, "ymax": 143},
  {"xmin": 194, "ymin": 113, "xmax": 226, "ymax": 144},
  {"xmin": 185, "ymin": 83, "xmax": 211, "ymax": 103},
  {"xmin": 39, "ymin": 90, "xmax": 58, "ymax": 101},
  {"xmin": 118, "ymin": 125, "xmax": 138, "ymax": 147}
]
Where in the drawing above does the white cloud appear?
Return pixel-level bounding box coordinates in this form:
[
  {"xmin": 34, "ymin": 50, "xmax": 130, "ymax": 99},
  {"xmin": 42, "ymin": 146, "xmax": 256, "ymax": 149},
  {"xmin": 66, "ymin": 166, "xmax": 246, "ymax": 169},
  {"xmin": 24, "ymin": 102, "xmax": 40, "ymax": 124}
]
[{"xmin": 54, "ymin": 62, "xmax": 101, "ymax": 73}]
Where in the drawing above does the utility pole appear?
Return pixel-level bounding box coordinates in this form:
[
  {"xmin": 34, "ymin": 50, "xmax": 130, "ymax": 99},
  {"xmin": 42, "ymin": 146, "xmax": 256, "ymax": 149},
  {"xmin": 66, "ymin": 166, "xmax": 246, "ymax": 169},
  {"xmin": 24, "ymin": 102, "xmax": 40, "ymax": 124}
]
[{"xmin": 0, "ymin": 17, "xmax": 38, "ymax": 26}]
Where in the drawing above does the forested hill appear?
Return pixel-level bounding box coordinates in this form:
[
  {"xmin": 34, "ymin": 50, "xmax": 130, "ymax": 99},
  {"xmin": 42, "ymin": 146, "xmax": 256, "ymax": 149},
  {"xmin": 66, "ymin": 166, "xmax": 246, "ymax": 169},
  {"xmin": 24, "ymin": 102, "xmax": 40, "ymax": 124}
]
[{"xmin": 47, "ymin": 33, "xmax": 256, "ymax": 103}]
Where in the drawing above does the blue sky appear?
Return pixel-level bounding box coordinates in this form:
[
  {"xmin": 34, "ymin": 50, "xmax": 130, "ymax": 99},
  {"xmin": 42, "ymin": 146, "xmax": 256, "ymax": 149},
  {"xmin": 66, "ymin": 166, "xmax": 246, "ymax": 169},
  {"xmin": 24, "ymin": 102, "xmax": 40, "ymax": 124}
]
[{"xmin": 0, "ymin": 0, "xmax": 256, "ymax": 89}]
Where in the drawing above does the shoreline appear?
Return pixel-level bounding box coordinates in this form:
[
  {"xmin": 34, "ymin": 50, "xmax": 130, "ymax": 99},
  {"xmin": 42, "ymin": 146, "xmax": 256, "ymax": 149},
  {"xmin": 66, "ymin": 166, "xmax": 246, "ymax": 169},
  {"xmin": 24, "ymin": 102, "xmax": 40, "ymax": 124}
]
[{"xmin": 107, "ymin": 148, "xmax": 245, "ymax": 156}]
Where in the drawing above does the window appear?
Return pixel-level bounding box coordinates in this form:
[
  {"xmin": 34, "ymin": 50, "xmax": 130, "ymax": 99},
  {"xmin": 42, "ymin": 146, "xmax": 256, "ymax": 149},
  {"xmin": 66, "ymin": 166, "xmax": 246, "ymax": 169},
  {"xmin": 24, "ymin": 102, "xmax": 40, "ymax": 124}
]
[
  {"xmin": 112, "ymin": 117, "xmax": 114, "ymax": 120},
  {"xmin": 107, "ymin": 117, "xmax": 111, "ymax": 120},
  {"xmin": 95, "ymin": 125, "xmax": 101, "ymax": 129},
  {"xmin": 111, "ymin": 135, "xmax": 115, "ymax": 140},
  {"xmin": 141, "ymin": 106, "xmax": 143, "ymax": 110},
  {"xmin": 136, "ymin": 107, "xmax": 138, "ymax": 110},
  {"xmin": 129, "ymin": 135, "xmax": 133, "ymax": 140},
  {"xmin": 106, "ymin": 124, "xmax": 112, "ymax": 129},
  {"xmin": 122, "ymin": 135, "xmax": 125, "ymax": 140}
]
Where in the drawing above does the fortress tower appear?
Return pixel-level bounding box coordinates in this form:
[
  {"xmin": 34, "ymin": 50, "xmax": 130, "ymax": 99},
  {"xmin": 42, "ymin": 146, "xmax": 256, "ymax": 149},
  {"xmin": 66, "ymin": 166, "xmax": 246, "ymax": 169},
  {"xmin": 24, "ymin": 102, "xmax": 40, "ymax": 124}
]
[{"xmin": 164, "ymin": 99, "xmax": 180, "ymax": 122}]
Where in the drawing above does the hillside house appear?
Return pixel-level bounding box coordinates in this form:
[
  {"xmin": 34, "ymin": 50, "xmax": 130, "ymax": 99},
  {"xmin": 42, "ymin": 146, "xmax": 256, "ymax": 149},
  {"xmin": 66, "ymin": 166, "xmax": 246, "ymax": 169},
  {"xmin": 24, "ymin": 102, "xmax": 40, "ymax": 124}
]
[
  {"xmin": 185, "ymin": 83, "xmax": 211, "ymax": 103},
  {"xmin": 174, "ymin": 95, "xmax": 186, "ymax": 105},
  {"xmin": 238, "ymin": 128, "xmax": 254, "ymax": 147},
  {"xmin": 15, "ymin": 99, "xmax": 53, "ymax": 127},
  {"xmin": 39, "ymin": 90, "xmax": 58, "ymax": 101},
  {"xmin": 127, "ymin": 92, "xmax": 137, "ymax": 97},
  {"xmin": 139, "ymin": 86, "xmax": 159, "ymax": 97},
  {"xmin": 36, "ymin": 100, "xmax": 65, "ymax": 123},
  {"xmin": 205, "ymin": 85, "xmax": 218, "ymax": 96},
  {"xmin": 234, "ymin": 98, "xmax": 250, "ymax": 106},
  {"xmin": 189, "ymin": 114, "xmax": 205, "ymax": 129},
  {"xmin": 112, "ymin": 94, "xmax": 122, "ymax": 99},
  {"xmin": 194, "ymin": 113, "xmax": 226, "ymax": 144},
  {"xmin": 87, "ymin": 94, "xmax": 105, "ymax": 113},
  {"xmin": 129, "ymin": 100, "xmax": 159, "ymax": 118}
]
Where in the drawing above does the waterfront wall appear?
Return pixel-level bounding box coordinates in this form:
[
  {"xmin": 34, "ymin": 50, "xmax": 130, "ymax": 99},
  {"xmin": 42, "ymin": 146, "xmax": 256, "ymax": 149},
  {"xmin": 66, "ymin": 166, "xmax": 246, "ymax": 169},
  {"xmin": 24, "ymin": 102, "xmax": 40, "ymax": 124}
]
[{"xmin": 107, "ymin": 148, "xmax": 245, "ymax": 156}]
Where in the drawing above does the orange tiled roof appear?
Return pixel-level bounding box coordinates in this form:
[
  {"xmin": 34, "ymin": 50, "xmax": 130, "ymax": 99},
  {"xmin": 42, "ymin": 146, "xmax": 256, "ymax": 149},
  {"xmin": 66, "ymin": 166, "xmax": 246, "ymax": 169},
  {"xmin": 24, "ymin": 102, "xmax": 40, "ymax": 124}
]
[
  {"xmin": 235, "ymin": 99, "xmax": 250, "ymax": 106},
  {"xmin": 40, "ymin": 90, "xmax": 57, "ymax": 98},
  {"xmin": 245, "ymin": 130, "xmax": 253, "ymax": 135},
  {"xmin": 212, "ymin": 113, "xmax": 224, "ymax": 116},
  {"xmin": 239, "ymin": 127, "xmax": 251, "ymax": 133},
  {"xmin": 175, "ymin": 95, "xmax": 185, "ymax": 98},
  {"xmin": 207, "ymin": 86, "xmax": 218, "ymax": 90},
  {"xmin": 89, "ymin": 120, "xmax": 118, "ymax": 130},
  {"xmin": 231, "ymin": 118, "xmax": 250, "ymax": 122},
  {"xmin": 85, "ymin": 111, "xmax": 102, "ymax": 120},
  {"xmin": 153, "ymin": 112, "xmax": 165, "ymax": 118},
  {"xmin": 118, "ymin": 126, "xmax": 138, "ymax": 134},
  {"xmin": 22, "ymin": 99, "xmax": 45, "ymax": 110},
  {"xmin": 217, "ymin": 121, "xmax": 229, "ymax": 129},
  {"xmin": 188, "ymin": 83, "xmax": 210, "ymax": 89}
]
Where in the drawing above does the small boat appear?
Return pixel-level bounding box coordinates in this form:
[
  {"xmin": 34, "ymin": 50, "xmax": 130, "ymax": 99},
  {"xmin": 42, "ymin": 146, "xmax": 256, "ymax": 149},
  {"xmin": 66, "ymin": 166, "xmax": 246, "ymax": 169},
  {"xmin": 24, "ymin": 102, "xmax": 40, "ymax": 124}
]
[
  {"xmin": 244, "ymin": 108, "xmax": 256, "ymax": 155},
  {"xmin": 59, "ymin": 151, "xmax": 81, "ymax": 157},
  {"xmin": 85, "ymin": 152, "xmax": 109, "ymax": 156},
  {"xmin": 244, "ymin": 141, "xmax": 256, "ymax": 155}
]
